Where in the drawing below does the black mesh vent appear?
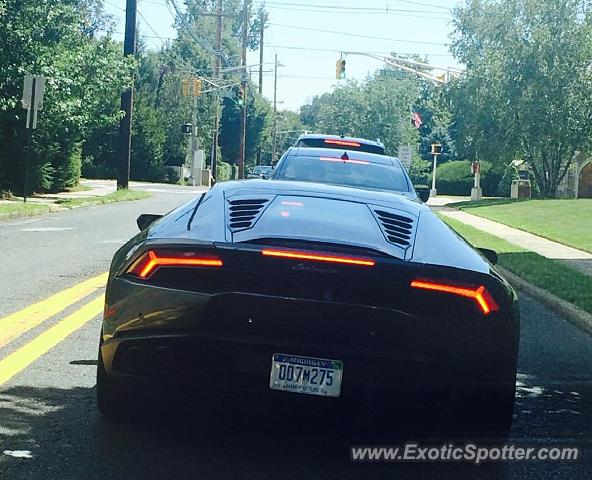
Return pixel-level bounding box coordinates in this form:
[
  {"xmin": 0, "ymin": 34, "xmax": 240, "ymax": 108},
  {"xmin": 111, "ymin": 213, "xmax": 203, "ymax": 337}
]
[
  {"xmin": 373, "ymin": 209, "xmax": 415, "ymax": 247},
  {"xmin": 228, "ymin": 198, "xmax": 269, "ymax": 231}
]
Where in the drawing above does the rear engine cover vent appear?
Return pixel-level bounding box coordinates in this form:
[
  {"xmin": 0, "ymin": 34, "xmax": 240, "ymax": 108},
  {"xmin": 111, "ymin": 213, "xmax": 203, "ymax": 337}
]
[
  {"xmin": 373, "ymin": 209, "xmax": 416, "ymax": 247},
  {"xmin": 227, "ymin": 198, "xmax": 269, "ymax": 232}
]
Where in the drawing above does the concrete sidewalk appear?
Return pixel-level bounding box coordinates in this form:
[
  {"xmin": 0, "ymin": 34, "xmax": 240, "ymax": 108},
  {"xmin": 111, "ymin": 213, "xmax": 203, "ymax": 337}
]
[
  {"xmin": 4, "ymin": 179, "xmax": 208, "ymax": 205},
  {"xmin": 436, "ymin": 206, "xmax": 592, "ymax": 276}
]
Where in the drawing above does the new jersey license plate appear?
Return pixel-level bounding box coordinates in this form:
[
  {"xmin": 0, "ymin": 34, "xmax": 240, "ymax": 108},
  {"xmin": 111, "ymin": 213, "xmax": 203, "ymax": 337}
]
[{"xmin": 269, "ymin": 353, "xmax": 343, "ymax": 397}]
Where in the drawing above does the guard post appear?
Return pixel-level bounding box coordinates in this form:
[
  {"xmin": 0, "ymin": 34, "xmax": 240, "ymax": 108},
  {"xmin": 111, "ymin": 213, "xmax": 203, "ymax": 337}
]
[{"xmin": 471, "ymin": 160, "xmax": 483, "ymax": 200}]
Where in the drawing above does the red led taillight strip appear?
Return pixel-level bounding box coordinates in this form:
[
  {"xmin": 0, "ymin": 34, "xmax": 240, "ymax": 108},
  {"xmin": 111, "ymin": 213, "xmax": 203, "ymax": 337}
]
[
  {"xmin": 261, "ymin": 249, "xmax": 375, "ymax": 267},
  {"xmin": 323, "ymin": 139, "xmax": 361, "ymax": 147},
  {"xmin": 127, "ymin": 250, "xmax": 223, "ymax": 279},
  {"xmin": 410, "ymin": 279, "xmax": 499, "ymax": 315}
]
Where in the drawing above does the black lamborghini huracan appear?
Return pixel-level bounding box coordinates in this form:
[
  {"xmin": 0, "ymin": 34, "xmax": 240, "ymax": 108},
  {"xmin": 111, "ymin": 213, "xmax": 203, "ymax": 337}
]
[{"xmin": 97, "ymin": 179, "xmax": 519, "ymax": 439}]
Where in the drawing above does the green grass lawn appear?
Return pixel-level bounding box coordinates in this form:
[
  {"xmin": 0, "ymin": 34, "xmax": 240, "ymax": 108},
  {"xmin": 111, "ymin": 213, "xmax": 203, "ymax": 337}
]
[
  {"xmin": 0, "ymin": 202, "xmax": 55, "ymax": 220},
  {"xmin": 447, "ymin": 198, "xmax": 592, "ymax": 254},
  {"xmin": 0, "ymin": 189, "xmax": 150, "ymax": 222},
  {"xmin": 55, "ymin": 189, "xmax": 150, "ymax": 207},
  {"xmin": 440, "ymin": 214, "xmax": 592, "ymax": 315}
]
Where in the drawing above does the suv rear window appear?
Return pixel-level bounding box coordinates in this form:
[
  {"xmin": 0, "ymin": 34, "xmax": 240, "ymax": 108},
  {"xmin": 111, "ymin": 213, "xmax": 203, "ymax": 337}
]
[
  {"xmin": 274, "ymin": 154, "xmax": 410, "ymax": 193},
  {"xmin": 296, "ymin": 138, "xmax": 385, "ymax": 155}
]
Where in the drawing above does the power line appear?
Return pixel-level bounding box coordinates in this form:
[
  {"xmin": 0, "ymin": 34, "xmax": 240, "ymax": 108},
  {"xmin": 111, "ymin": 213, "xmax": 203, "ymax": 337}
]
[
  {"xmin": 104, "ymin": 0, "xmax": 125, "ymax": 11},
  {"xmin": 165, "ymin": 0, "xmax": 227, "ymax": 63},
  {"xmin": 253, "ymin": 0, "xmax": 450, "ymax": 11},
  {"xmin": 255, "ymin": 1, "xmax": 449, "ymax": 15},
  {"xmin": 258, "ymin": 5, "xmax": 449, "ymax": 20},
  {"xmin": 268, "ymin": 44, "xmax": 455, "ymax": 57},
  {"xmin": 269, "ymin": 23, "xmax": 449, "ymax": 46},
  {"xmin": 137, "ymin": 8, "xmax": 171, "ymax": 44}
]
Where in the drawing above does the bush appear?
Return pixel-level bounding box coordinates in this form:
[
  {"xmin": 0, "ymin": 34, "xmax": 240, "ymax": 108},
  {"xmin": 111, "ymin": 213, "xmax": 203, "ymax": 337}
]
[
  {"xmin": 166, "ymin": 166, "xmax": 182, "ymax": 185},
  {"xmin": 217, "ymin": 162, "xmax": 232, "ymax": 181},
  {"xmin": 50, "ymin": 142, "xmax": 83, "ymax": 193},
  {"xmin": 81, "ymin": 156, "xmax": 117, "ymax": 179},
  {"xmin": 408, "ymin": 157, "xmax": 431, "ymax": 186},
  {"xmin": 436, "ymin": 160, "xmax": 501, "ymax": 196}
]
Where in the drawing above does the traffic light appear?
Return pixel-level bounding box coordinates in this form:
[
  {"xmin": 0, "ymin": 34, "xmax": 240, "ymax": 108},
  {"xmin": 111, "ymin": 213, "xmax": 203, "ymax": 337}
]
[
  {"xmin": 182, "ymin": 77, "xmax": 202, "ymax": 97},
  {"xmin": 180, "ymin": 123, "xmax": 193, "ymax": 134},
  {"xmin": 181, "ymin": 79, "xmax": 190, "ymax": 97},
  {"xmin": 237, "ymin": 83, "xmax": 246, "ymax": 105},
  {"xmin": 335, "ymin": 58, "xmax": 346, "ymax": 79},
  {"xmin": 192, "ymin": 78, "xmax": 202, "ymax": 96}
]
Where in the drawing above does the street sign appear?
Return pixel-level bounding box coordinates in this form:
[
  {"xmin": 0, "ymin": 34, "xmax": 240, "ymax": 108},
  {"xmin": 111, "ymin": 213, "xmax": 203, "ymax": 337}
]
[
  {"xmin": 21, "ymin": 75, "xmax": 46, "ymax": 203},
  {"xmin": 22, "ymin": 75, "xmax": 46, "ymax": 130},
  {"xmin": 398, "ymin": 145, "xmax": 412, "ymax": 171},
  {"xmin": 22, "ymin": 76, "xmax": 33, "ymax": 110},
  {"xmin": 378, "ymin": 69, "xmax": 406, "ymax": 79}
]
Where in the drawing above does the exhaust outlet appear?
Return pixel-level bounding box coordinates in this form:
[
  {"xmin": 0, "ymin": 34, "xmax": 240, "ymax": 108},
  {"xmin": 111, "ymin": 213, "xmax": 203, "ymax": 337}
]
[
  {"xmin": 121, "ymin": 346, "xmax": 146, "ymax": 373},
  {"xmin": 151, "ymin": 346, "xmax": 175, "ymax": 374}
]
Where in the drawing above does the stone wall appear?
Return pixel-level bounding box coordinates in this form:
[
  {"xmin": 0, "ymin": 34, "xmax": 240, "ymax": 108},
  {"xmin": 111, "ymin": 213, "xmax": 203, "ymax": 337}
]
[{"xmin": 556, "ymin": 156, "xmax": 590, "ymax": 198}]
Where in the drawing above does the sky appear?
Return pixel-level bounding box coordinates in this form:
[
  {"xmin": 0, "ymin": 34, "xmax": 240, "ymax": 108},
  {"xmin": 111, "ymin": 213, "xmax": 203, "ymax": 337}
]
[{"xmin": 103, "ymin": 0, "xmax": 461, "ymax": 111}]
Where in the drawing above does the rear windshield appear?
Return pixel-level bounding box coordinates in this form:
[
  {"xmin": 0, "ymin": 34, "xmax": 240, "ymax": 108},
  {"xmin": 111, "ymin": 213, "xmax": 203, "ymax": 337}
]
[
  {"xmin": 296, "ymin": 138, "xmax": 385, "ymax": 154},
  {"xmin": 274, "ymin": 154, "xmax": 410, "ymax": 193},
  {"xmin": 253, "ymin": 166, "xmax": 272, "ymax": 173}
]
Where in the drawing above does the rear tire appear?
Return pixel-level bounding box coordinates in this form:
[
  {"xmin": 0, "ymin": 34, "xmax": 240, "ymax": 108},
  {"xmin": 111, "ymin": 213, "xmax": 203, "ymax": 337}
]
[{"xmin": 96, "ymin": 344, "xmax": 135, "ymax": 422}]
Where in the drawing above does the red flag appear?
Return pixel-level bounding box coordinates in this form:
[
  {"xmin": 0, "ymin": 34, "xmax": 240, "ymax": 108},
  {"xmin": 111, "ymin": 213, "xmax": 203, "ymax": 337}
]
[{"xmin": 412, "ymin": 112, "xmax": 423, "ymax": 129}]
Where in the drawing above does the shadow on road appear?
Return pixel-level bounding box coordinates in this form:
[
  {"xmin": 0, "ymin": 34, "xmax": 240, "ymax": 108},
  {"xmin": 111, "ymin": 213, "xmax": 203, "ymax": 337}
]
[{"xmin": 0, "ymin": 385, "xmax": 526, "ymax": 480}]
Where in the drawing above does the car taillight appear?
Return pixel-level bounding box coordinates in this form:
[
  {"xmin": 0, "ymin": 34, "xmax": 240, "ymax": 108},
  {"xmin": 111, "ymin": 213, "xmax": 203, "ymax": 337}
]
[
  {"xmin": 323, "ymin": 139, "xmax": 361, "ymax": 147},
  {"xmin": 410, "ymin": 279, "xmax": 499, "ymax": 315},
  {"xmin": 126, "ymin": 250, "xmax": 223, "ymax": 279},
  {"xmin": 261, "ymin": 248, "xmax": 375, "ymax": 267}
]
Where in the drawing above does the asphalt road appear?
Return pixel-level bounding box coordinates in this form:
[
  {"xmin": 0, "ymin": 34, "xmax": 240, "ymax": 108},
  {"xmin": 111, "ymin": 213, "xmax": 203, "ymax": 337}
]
[{"xmin": 0, "ymin": 182, "xmax": 591, "ymax": 479}]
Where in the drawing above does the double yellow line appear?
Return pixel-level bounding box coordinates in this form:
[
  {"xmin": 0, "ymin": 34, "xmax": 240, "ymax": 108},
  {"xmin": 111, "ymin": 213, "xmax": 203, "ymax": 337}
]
[{"xmin": 0, "ymin": 273, "xmax": 108, "ymax": 386}]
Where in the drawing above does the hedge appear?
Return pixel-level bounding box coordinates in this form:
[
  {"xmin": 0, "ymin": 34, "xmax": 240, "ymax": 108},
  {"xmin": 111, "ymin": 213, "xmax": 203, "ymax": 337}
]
[
  {"xmin": 436, "ymin": 160, "xmax": 502, "ymax": 196},
  {"xmin": 217, "ymin": 162, "xmax": 233, "ymax": 181}
]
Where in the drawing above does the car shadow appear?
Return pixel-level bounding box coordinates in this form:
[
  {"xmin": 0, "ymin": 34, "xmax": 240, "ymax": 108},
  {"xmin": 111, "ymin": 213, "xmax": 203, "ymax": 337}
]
[{"xmin": 0, "ymin": 385, "xmax": 522, "ymax": 480}]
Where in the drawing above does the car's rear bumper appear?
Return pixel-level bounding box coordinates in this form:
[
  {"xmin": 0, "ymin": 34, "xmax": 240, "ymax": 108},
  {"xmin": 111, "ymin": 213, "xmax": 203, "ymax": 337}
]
[{"xmin": 101, "ymin": 279, "xmax": 519, "ymax": 403}]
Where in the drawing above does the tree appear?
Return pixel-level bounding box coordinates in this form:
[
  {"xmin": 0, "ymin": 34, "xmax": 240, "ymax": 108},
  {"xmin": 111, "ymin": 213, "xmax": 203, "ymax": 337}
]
[
  {"xmin": 218, "ymin": 83, "xmax": 270, "ymax": 166},
  {"xmin": 449, "ymin": 0, "xmax": 592, "ymax": 197},
  {"xmin": 300, "ymin": 73, "xmax": 420, "ymax": 155},
  {"xmin": 414, "ymin": 81, "xmax": 457, "ymax": 163},
  {"xmin": 0, "ymin": 0, "xmax": 133, "ymax": 193}
]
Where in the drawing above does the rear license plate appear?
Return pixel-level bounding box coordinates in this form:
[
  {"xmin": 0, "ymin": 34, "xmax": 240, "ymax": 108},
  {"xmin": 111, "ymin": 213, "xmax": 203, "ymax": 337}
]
[{"xmin": 269, "ymin": 353, "xmax": 343, "ymax": 397}]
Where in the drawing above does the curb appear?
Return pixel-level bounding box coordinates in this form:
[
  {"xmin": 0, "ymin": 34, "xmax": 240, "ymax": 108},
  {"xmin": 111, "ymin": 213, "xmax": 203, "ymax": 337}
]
[{"xmin": 497, "ymin": 266, "xmax": 592, "ymax": 336}]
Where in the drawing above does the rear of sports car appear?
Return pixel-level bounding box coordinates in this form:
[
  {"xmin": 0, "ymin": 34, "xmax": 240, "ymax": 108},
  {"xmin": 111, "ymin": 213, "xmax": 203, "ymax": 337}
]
[{"xmin": 97, "ymin": 182, "xmax": 519, "ymax": 439}]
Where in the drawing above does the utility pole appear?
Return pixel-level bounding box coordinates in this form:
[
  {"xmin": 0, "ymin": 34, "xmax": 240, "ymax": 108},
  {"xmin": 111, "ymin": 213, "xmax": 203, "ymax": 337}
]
[
  {"xmin": 255, "ymin": 8, "xmax": 266, "ymax": 166},
  {"xmin": 272, "ymin": 53, "xmax": 278, "ymax": 165},
  {"xmin": 190, "ymin": 78, "xmax": 202, "ymax": 186},
  {"xmin": 118, "ymin": 0, "xmax": 137, "ymax": 190},
  {"xmin": 258, "ymin": 9, "xmax": 265, "ymax": 94},
  {"xmin": 210, "ymin": 0, "xmax": 223, "ymax": 183},
  {"xmin": 238, "ymin": 0, "xmax": 250, "ymax": 179}
]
